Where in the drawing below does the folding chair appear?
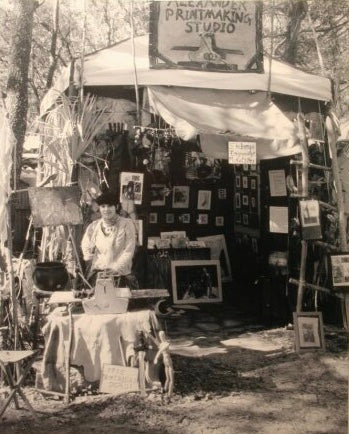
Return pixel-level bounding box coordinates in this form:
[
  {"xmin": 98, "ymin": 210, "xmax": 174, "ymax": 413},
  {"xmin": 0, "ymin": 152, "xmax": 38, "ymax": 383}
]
[{"xmin": 0, "ymin": 350, "xmax": 39, "ymax": 419}]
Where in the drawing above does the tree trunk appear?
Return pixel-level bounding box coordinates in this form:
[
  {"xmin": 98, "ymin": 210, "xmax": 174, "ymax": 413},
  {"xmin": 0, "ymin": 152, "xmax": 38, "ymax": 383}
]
[
  {"xmin": 6, "ymin": 0, "xmax": 36, "ymax": 189},
  {"xmin": 283, "ymin": 0, "xmax": 308, "ymax": 64}
]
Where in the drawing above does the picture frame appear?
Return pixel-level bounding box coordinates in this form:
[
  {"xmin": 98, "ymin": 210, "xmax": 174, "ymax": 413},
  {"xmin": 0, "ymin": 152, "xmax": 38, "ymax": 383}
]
[
  {"xmin": 242, "ymin": 194, "xmax": 249, "ymax": 206},
  {"xmin": 215, "ymin": 216, "xmax": 224, "ymax": 227},
  {"xmin": 235, "ymin": 192, "xmax": 241, "ymax": 209},
  {"xmin": 197, "ymin": 214, "xmax": 208, "ymax": 225},
  {"xmin": 235, "ymin": 212, "xmax": 241, "ymax": 224},
  {"xmin": 217, "ymin": 188, "xmax": 227, "ymax": 200},
  {"xmin": 197, "ymin": 234, "xmax": 232, "ymax": 282},
  {"xmin": 251, "ymin": 196, "xmax": 257, "ymax": 209},
  {"xmin": 150, "ymin": 184, "xmax": 166, "ymax": 206},
  {"xmin": 242, "ymin": 176, "xmax": 249, "ymax": 189},
  {"xmin": 166, "ymin": 213, "xmax": 175, "ymax": 224},
  {"xmin": 243, "ymin": 164, "xmax": 249, "ymax": 171},
  {"xmin": 242, "ymin": 213, "xmax": 249, "ymax": 225},
  {"xmin": 171, "ymin": 259, "xmax": 222, "ymax": 304},
  {"xmin": 197, "ymin": 190, "xmax": 212, "ymax": 210},
  {"xmin": 235, "ymin": 175, "xmax": 241, "ymax": 189},
  {"xmin": 250, "ymin": 177, "xmax": 257, "ymax": 190},
  {"xmin": 179, "ymin": 213, "xmax": 190, "ymax": 224},
  {"xmin": 149, "ymin": 212, "xmax": 158, "ymax": 224},
  {"xmin": 330, "ymin": 253, "xmax": 349, "ymax": 287},
  {"xmin": 119, "ymin": 172, "xmax": 144, "ymax": 205},
  {"xmin": 172, "ymin": 186, "xmax": 190, "ymax": 208},
  {"xmin": 293, "ymin": 312, "xmax": 325, "ymax": 352}
]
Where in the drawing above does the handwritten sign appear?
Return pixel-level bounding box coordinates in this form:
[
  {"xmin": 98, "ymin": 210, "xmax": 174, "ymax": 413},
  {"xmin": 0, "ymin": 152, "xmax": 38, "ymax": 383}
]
[
  {"xmin": 149, "ymin": 1, "xmax": 263, "ymax": 72},
  {"xmin": 99, "ymin": 364, "xmax": 139, "ymax": 395},
  {"xmin": 228, "ymin": 141, "xmax": 256, "ymax": 164}
]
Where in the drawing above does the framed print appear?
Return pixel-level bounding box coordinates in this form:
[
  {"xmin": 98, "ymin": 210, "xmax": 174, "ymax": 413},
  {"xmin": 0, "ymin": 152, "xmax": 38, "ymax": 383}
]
[
  {"xmin": 119, "ymin": 172, "xmax": 144, "ymax": 205},
  {"xmin": 171, "ymin": 260, "xmax": 222, "ymax": 304},
  {"xmin": 197, "ymin": 234, "xmax": 232, "ymax": 282},
  {"xmin": 149, "ymin": 213, "xmax": 158, "ymax": 224},
  {"xmin": 250, "ymin": 177, "xmax": 257, "ymax": 190},
  {"xmin": 218, "ymin": 188, "xmax": 227, "ymax": 200},
  {"xmin": 251, "ymin": 196, "xmax": 257, "ymax": 209},
  {"xmin": 172, "ymin": 186, "xmax": 190, "ymax": 208},
  {"xmin": 250, "ymin": 164, "xmax": 257, "ymax": 172},
  {"xmin": 243, "ymin": 164, "xmax": 249, "ymax": 171},
  {"xmin": 242, "ymin": 176, "xmax": 248, "ymax": 189},
  {"xmin": 150, "ymin": 184, "xmax": 166, "ymax": 206},
  {"xmin": 184, "ymin": 152, "xmax": 222, "ymax": 180},
  {"xmin": 299, "ymin": 200, "xmax": 320, "ymax": 227},
  {"xmin": 330, "ymin": 254, "xmax": 349, "ymax": 287},
  {"xmin": 197, "ymin": 190, "xmax": 212, "ymax": 210},
  {"xmin": 179, "ymin": 213, "xmax": 190, "ymax": 224},
  {"xmin": 197, "ymin": 214, "xmax": 208, "ymax": 225},
  {"xmin": 166, "ymin": 213, "xmax": 175, "ymax": 224},
  {"xmin": 235, "ymin": 192, "xmax": 241, "ymax": 209},
  {"xmin": 215, "ymin": 216, "xmax": 224, "ymax": 227},
  {"xmin": 242, "ymin": 213, "xmax": 249, "ymax": 225},
  {"xmin": 235, "ymin": 212, "xmax": 241, "ymax": 224},
  {"xmin": 235, "ymin": 175, "xmax": 241, "ymax": 189},
  {"xmin": 147, "ymin": 236, "xmax": 161, "ymax": 249},
  {"xmin": 242, "ymin": 194, "xmax": 249, "ymax": 206},
  {"xmin": 293, "ymin": 312, "xmax": 325, "ymax": 352}
]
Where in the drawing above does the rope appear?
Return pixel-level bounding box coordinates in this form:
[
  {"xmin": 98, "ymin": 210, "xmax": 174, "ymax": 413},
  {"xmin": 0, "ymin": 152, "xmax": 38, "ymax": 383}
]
[
  {"xmin": 79, "ymin": 0, "xmax": 87, "ymax": 105},
  {"xmin": 130, "ymin": 1, "xmax": 141, "ymax": 125},
  {"xmin": 266, "ymin": 0, "xmax": 275, "ymax": 102}
]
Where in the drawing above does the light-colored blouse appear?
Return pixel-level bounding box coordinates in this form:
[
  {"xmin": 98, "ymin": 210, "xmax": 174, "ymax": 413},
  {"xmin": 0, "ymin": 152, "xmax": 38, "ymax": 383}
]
[{"xmin": 81, "ymin": 216, "xmax": 136, "ymax": 275}]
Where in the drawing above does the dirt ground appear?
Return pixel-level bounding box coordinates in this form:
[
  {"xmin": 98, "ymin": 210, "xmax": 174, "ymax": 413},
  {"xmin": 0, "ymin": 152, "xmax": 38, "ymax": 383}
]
[{"xmin": 0, "ymin": 310, "xmax": 348, "ymax": 434}]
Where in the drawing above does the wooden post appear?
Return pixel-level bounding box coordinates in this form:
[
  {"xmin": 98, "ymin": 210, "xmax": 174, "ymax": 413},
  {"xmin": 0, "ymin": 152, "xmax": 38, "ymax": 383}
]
[{"xmin": 64, "ymin": 304, "xmax": 73, "ymax": 404}]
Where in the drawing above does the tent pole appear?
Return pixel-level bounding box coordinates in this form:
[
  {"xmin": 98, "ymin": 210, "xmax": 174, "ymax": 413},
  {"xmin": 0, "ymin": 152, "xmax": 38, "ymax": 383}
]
[
  {"xmin": 266, "ymin": 0, "xmax": 275, "ymax": 102},
  {"xmin": 130, "ymin": 0, "xmax": 141, "ymax": 124}
]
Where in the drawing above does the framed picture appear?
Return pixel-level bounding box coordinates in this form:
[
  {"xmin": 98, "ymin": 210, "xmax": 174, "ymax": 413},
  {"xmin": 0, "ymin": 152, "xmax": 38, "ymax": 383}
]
[
  {"xmin": 242, "ymin": 176, "xmax": 248, "ymax": 189},
  {"xmin": 150, "ymin": 184, "xmax": 166, "ymax": 206},
  {"xmin": 242, "ymin": 213, "xmax": 249, "ymax": 225},
  {"xmin": 250, "ymin": 177, "xmax": 257, "ymax": 190},
  {"xmin": 166, "ymin": 213, "xmax": 175, "ymax": 224},
  {"xmin": 197, "ymin": 234, "xmax": 232, "ymax": 282},
  {"xmin": 184, "ymin": 152, "xmax": 222, "ymax": 180},
  {"xmin": 251, "ymin": 196, "xmax": 257, "ymax": 209},
  {"xmin": 242, "ymin": 195, "xmax": 249, "ymax": 206},
  {"xmin": 179, "ymin": 213, "xmax": 190, "ymax": 224},
  {"xmin": 197, "ymin": 214, "xmax": 208, "ymax": 225},
  {"xmin": 235, "ymin": 176, "xmax": 241, "ymax": 189},
  {"xmin": 197, "ymin": 190, "xmax": 212, "ymax": 210},
  {"xmin": 218, "ymin": 189, "xmax": 227, "ymax": 200},
  {"xmin": 293, "ymin": 312, "xmax": 325, "ymax": 352},
  {"xmin": 215, "ymin": 216, "xmax": 224, "ymax": 227},
  {"xmin": 243, "ymin": 164, "xmax": 249, "ymax": 171},
  {"xmin": 330, "ymin": 254, "xmax": 349, "ymax": 287},
  {"xmin": 171, "ymin": 260, "xmax": 222, "ymax": 304},
  {"xmin": 235, "ymin": 192, "xmax": 241, "ymax": 209},
  {"xmin": 119, "ymin": 172, "xmax": 144, "ymax": 205},
  {"xmin": 172, "ymin": 186, "xmax": 190, "ymax": 208},
  {"xmin": 235, "ymin": 212, "xmax": 241, "ymax": 224},
  {"xmin": 250, "ymin": 164, "xmax": 257, "ymax": 172},
  {"xmin": 149, "ymin": 213, "xmax": 158, "ymax": 224}
]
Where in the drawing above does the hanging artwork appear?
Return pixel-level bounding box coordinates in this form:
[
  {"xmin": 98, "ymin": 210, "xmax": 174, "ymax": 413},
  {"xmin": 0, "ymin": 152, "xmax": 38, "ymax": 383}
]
[
  {"xmin": 184, "ymin": 152, "xmax": 222, "ymax": 180},
  {"xmin": 119, "ymin": 172, "xmax": 144, "ymax": 205},
  {"xmin": 150, "ymin": 184, "xmax": 167, "ymax": 206},
  {"xmin": 172, "ymin": 186, "xmax": 190, "ymax": 208},
  {"xmin": 197, "ymin": 190, "xmax": 212, "ymax": 210}
]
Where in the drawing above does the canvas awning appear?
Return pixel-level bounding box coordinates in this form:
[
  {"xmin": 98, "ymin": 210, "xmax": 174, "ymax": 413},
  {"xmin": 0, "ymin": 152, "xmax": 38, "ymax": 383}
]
[{"xmin": 41, "ymin": 34, "xmax": 332, "ymax": 115}]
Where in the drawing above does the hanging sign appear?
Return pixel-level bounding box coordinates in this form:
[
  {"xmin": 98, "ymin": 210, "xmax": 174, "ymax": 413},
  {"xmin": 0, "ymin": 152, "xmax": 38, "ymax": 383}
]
[
  {"xmin": 299, "ymin": 200, "xmax": 322, "ymax": 240},
  {"xmin": 228, "ymin": 141, "xmax": 256, "ymax": 165},
  {"xmin": 149, "ymin": 1, "xmax": 263, "ymax": 72}
]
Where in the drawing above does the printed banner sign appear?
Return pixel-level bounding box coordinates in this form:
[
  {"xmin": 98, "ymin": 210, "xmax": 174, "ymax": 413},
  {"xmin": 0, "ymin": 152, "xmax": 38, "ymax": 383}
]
[
  {"xmin": 149, "ymin": 1, "xmax": 263, "ymax": 72},
  {"xmin": 228, "ymin": 141, "xmax": 256, "ymax": 164}
]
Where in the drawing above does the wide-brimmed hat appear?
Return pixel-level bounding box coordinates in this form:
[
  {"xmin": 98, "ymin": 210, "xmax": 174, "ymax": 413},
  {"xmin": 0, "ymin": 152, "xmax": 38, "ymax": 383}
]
[{"xmin": 95, "ymin": 192, "xmax": 119, "ymax": 207}]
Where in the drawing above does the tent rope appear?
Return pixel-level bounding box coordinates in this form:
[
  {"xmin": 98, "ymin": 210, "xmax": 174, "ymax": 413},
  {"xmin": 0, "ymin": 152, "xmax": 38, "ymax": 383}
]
[
  {"xmin": 79, "ymin": 0, "xmax": 87, "ymax": 105},
  {"xmin": 130, "ymin": 0, "xmax": 141, "ymax": 125}
]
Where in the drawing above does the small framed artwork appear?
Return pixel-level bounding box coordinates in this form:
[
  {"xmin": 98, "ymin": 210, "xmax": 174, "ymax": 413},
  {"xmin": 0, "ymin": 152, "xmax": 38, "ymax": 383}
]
[
  {"xmin": 242, "ymin": 195, "xmax": 249, "ymax": 206},
  {"xmin": 242, "ymin": 213, "xmax": 249, "ymax": 225},
  {"xmin": 197, "ymin": 190, "xmax": 212, "ymax": 210},
  {"xmin": 235, "ymin": 176, "xmax": 241, "ymax": 189},
  {"xmin": 250, "ymin": 177, "xmax": 257, "ymax": 190},
  {"xmin": 235, "ymin": 192, "xmax": 241, "ymax": 209},
  {"xmin": 197, "ymin": 214, "xmax": 208, "ymax": 225},
  {"xmin": 166, "ymin": 213, "xmax": 175, "ymax": 224},
  {"xmin": 172, "ymin": 186, "xmax": 190, "ymax": 208},
  {"xmin": 215, "ymin": 216, "xmax": 224, "ymax": 226},
  {"xmin": 150, "ymin": 184, "xmax": 166, "ymax": 206},
  {"xmin": 251, "ymin": 196, "xmax": 257, "ymax": 209},
  {"xmin": 149, "ymin": 213, "xmax": 158, "ymax": 224},
  {"xmin": 250, "ymin": 164, "xmax": 257, "ymax": 172},
  {"xmin": 242, "ymin": 176, "xmax": 248, "ymax": 189},
  {"xmin": 235, "ymin": 212, "xmax": 241, "ymax": 224},
  {"xmin": 179, "ymin": 213, "xmax": 190, "ymax": 224},
  {"xmin": 330, "ymin": 254, "xmax": 349, "ymax": 288},
  {"xmin": 243, "ymin": 164, "xmax": 249, "ymax": 171},
  {"xmin": 171, "ymin": 259, "xmax": 222, "ymax": 304},
  {"xmin": 293, "ymin": 312, "xmax": 325, "ymax": 352},
  {"xmin": 217, "ymin": 188, "xmax": 227, "ymax": 200}
]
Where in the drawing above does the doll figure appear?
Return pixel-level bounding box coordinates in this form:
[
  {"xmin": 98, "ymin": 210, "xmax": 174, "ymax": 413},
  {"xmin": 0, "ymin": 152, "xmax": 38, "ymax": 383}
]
[{"xmin": 154, "ymin": 330, "xmax": 174, "ymax": 400}]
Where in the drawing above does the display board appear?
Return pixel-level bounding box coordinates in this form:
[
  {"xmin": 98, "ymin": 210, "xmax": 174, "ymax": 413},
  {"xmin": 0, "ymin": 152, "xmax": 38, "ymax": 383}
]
[
  {"xmin": 28, "ymin": 186, "xmax": 83, "ymax": 227},
  {"xmin": 149, "ymin": 1, "xmax": 263, "ymax": 72}
]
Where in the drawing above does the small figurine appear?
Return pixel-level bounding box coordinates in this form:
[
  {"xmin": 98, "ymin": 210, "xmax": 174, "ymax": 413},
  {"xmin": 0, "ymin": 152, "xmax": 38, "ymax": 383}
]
[{"xmin": 154, "ymin": 330, "xmax": 174, "ymax": 400}]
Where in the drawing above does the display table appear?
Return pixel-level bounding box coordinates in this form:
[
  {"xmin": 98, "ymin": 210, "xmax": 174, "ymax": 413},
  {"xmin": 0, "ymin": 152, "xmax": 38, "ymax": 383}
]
[{"xmin": 40, "ymin": 309, "xmax": 161, "ymax": 393}]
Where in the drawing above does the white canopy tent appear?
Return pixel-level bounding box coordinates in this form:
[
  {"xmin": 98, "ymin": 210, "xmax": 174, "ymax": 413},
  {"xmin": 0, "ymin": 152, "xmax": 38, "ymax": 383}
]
[{"xmin": 41, "ymin": 34, "xmax": 332, "ymax": 159}]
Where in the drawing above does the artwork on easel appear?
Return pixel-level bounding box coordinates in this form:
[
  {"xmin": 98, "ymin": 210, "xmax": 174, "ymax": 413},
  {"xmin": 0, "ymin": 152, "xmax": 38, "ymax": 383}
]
[
  {"xmin": 28, "ymin": 186, "xmax": 83, "ymax": 227},
  {"xmin": 197, "ymin": 234, "xmax": 232, "ymax": 283}
]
